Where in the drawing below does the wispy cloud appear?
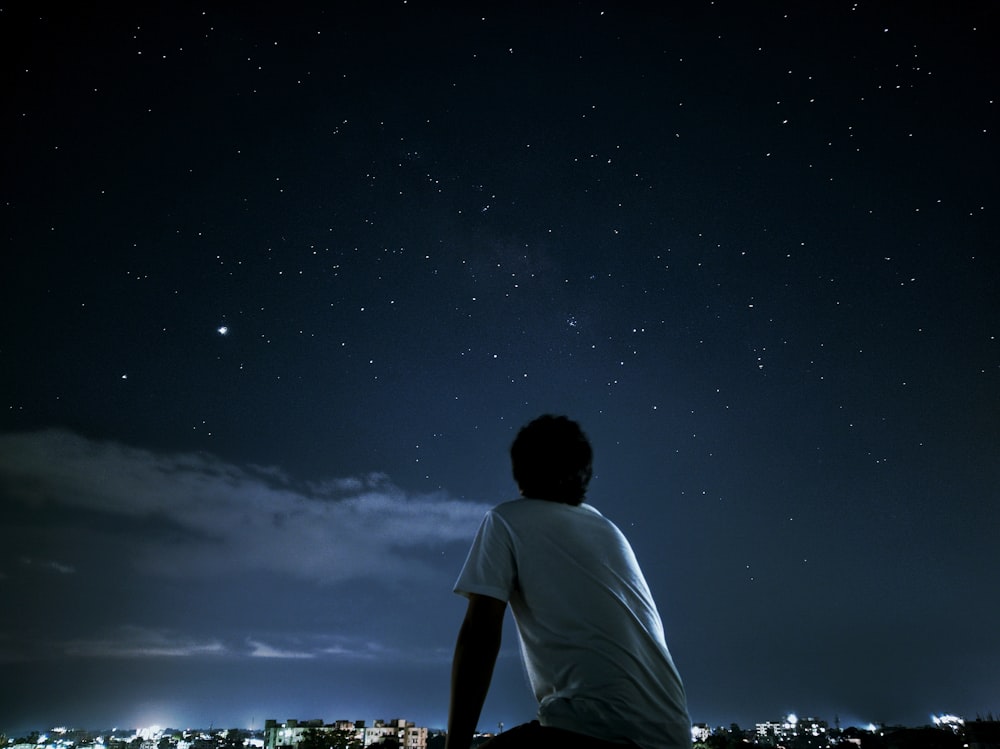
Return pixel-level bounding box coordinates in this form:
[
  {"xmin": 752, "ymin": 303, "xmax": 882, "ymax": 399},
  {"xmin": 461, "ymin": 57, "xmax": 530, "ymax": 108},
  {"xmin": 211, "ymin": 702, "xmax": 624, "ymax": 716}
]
[
  {"xmin": 19, "ymin": 557, "xmax": 76, "ymax": 574},
  {"xmin": 56, "ymin": 630, "xmax": 452, "ymax": 663},
  {"xmin": 317, "ymin": 636, "xmax": 436, "ymax": 663},
  {"xmin": 247, "ymin": 639, "xmax": 315, "ymax": 659},
  {"xmin": 246, "ymin": 635, "xmax": 460, "ymax": 665},
  {"xmin": 0, "ymin": 429, "xmax": 490, "ymax": 585},
  {"xmin": 64, "ymin": 626, "xmax": 228, "ymax": 658}
]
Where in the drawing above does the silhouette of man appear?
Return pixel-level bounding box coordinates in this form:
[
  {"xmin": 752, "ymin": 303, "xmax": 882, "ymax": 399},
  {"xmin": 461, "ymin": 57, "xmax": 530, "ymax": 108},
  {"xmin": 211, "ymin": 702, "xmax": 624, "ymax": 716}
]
[{"xmin": 447, "ymin": 415, "xmax": 691, "ymax": 749}]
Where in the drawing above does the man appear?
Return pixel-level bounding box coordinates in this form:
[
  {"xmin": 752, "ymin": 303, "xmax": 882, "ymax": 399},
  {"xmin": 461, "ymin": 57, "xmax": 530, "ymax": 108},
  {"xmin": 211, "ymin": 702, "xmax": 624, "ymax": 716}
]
[{"xmin": 447, "ymin": 415, "xmax": 691, "ymax": 749}]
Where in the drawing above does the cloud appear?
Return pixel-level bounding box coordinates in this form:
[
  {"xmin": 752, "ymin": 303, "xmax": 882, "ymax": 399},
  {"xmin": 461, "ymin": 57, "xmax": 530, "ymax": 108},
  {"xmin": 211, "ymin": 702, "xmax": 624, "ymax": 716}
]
[
  {"xmin": 19, "ymin": 557, "xmax": 76, "ymax": 574},
  {"xmin": 56, "ymin": 631, "xmax": 452, "ymax": 663},
  {"xmin": 247, "ymin": 639, "xmax": 314, "ymax": 659},
  {"xmin": 0, "ymin": 429, "xmax": 490, "ymax": 586},
  {"xmin": 244, "ymin": 633, "xmax": 454, "ymax": 664},
  {"xmin": 63, "ymin": 626, "xmax": 228, "ymax": 658},
  {"xmin": 316, "ymin": 636, "xmax": 451, "ymax": 665}
]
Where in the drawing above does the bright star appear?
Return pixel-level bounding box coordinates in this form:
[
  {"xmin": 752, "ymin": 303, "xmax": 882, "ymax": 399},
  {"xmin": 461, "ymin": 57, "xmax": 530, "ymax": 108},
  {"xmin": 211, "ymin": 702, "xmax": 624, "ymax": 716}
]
[{"xmin": 217, "ymin": 326, "xmax": 228, "ymax": 335}]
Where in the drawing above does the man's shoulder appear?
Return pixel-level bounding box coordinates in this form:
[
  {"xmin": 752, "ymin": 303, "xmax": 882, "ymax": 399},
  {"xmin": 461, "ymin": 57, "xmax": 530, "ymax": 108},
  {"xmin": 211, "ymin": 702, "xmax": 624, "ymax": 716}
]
[
  {"xmin": 487, "ymin": 498, "xmax": 533, "ymax": 525},
  {"xmin": 491, "ymin": 498, "xmax": 605, "ymax": 523}
]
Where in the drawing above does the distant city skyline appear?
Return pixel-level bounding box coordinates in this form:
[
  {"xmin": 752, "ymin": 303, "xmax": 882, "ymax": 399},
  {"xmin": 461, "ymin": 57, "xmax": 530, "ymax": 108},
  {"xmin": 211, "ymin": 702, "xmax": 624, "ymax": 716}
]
[
  {"xmin": 10, "ymin": 721, "xmax": 1000, "ymax": 749},
  {"xmin": 2, "ymin": 710, "xmax": 994, "ymax": 737}
]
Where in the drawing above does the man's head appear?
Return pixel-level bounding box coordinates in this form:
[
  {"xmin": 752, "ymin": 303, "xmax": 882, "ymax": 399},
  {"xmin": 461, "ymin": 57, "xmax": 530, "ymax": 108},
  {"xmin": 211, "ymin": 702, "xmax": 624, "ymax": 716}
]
[{"xmin": 510, "ymin": 414, "xmax": 593, "ymax": 505}]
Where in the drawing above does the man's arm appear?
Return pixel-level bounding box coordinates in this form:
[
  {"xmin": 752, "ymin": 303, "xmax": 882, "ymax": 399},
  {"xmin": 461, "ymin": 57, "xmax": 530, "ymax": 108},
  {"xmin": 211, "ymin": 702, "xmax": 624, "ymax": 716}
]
[{"xmin": 445, "ymin": 593, "xmax": 507, "ymax": 749}]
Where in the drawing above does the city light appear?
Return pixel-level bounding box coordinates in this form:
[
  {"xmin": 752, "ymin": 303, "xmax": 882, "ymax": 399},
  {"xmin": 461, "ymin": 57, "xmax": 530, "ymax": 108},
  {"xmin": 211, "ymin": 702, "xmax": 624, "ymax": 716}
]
[
  {"xmin": 136, "ymin": 726, "xmax": 163, "ymax": 741},
  {"xmin": 3, "ymin": 711, "xmax": 996, "ymax": 749},
  {"xmin": 932, "ymin": 714, "xmax": 965, "ymax": 732}
]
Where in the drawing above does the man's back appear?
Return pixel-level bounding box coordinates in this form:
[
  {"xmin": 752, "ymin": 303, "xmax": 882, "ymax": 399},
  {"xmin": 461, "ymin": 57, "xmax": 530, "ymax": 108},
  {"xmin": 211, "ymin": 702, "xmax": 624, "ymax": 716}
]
[{"xmin": 455, "ymin": 498, "xmax": 691, "ymax": 749}]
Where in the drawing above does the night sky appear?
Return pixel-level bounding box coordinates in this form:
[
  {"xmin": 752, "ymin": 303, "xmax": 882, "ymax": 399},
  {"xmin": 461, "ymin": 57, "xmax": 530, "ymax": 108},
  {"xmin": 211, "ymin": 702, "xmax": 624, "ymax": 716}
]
[{"xmin": 1, "ymin": 1, "xmax": 997, "ymax": 736}]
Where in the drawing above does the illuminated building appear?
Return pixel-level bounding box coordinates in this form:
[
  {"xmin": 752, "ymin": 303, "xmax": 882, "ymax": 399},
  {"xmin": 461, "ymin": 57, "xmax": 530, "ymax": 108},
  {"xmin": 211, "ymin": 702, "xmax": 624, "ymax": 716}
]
[
  {"xmin": 754, "ymin": 714, "xmax": 828, "ymax": 746},
  {"xmin": 263, "ymin": 719, "xmax": 427, "ymax": 749}
]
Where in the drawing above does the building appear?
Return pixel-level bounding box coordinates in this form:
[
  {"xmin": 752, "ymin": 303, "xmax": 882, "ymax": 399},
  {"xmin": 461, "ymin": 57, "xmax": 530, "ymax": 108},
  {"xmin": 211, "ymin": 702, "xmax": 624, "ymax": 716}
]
[
  {"xmin": 263, "ymin": 720, "xmax": 427, "ymax": 749},
  {"xmin": 755, "ymin": 720, "xmax": 783, "ymax": 743},
  {"xmin": 691, "ymin": 724, "xmax": 710, "ymax": 744},
  {"xmin": 754, "ymin": 715, "xmax": 828, "ymax": 747}
]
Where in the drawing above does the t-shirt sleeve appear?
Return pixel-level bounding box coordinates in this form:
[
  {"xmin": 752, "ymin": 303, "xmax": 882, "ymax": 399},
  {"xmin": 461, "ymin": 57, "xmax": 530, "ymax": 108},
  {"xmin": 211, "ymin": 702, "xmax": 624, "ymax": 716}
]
[{"xmin": 453, "ymin": 509, "xmax": 516, "ymax": 602}]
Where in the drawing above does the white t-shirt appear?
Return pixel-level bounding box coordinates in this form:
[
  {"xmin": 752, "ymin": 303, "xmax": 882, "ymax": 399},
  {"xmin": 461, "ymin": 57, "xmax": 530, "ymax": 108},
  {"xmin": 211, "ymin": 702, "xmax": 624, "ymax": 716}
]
[{"xmin": 454, "ymin": 498, "xmax": 691, "ymax": 749}]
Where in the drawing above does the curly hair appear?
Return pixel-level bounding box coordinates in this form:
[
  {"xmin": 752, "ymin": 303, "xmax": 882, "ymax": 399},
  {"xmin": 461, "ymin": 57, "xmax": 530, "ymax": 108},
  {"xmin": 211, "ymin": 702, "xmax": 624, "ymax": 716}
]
[{"xmin": 510, "ymin": 414, "xmax": 593, "ymax": 505}]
